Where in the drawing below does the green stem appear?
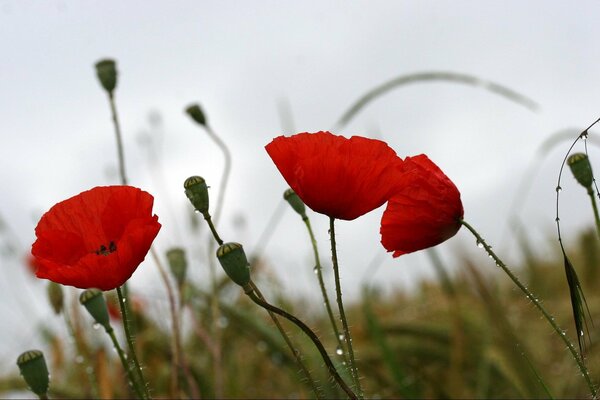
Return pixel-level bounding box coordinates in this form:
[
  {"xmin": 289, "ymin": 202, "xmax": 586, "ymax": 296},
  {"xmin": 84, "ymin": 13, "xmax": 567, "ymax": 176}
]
[
  {"xmin": 303, "ymin": 217, "xmax": 349, "ymax": 365},
  {"xmin": 204, "ymin": 213, "xmax": 224, "ymax": 246},
  {"xmin": 38, "ymin": 393, "xmax": 49, "ymax": 400},
  {"xmin": 460, "ymin": 219, "xmax": 597, "ymax": 398},
  {"xmin": 116, "ymin": 286, "xmax": 150, "ymax": 399},
  {"xmin": 587, "ymin": 187, "xmax": 600, "ymax": 241},
  {"xmin": 108, "ymin": 93, "xmax": 128, "ymax": 186},
  {"xmin": 329, "ymin": 217, "xmax": 363, "ymax": 397},
  {"xmin": 245, "ymin": 288, "xmax": 357, "ymax": 400},
  {"xmin": 250, "ymin": 280, "xmax": 322, "ymax": 399},
  {"xmin": 204, "ymin": 124, "xmax": 231, "ymax": 226},
  {"xmin": 106, "ymin": 325, "xmax": 144, "ymax": 399},
  {"xmin": 63, "ymin": 310, "xmax": 99, "ymax": 398}
]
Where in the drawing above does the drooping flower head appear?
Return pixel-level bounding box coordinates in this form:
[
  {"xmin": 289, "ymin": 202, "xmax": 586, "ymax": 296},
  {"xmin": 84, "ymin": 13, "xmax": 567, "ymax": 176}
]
[
  {"xmin": 266, "ymin": 131, "xmax": 403, "ymax": 220},
  {"xmin": 380, "ymin": 155, "xmax": 463, "ymax": 257},
  {"xmin": 31, "ymin": 186, "xmax": 161, "ymax": 290}
]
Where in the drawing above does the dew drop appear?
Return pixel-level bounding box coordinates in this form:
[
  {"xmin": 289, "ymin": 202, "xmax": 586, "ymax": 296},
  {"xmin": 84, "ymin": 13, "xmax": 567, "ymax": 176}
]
[
  {"xmin": 313, "ymin": 266, "xmax": 319, "ymax": 274},
  {"xmin": 194, "ymin": 209, "xmax": 200, "ymax": 214},
  {"xmin": 555, "ymin": 217, "xmax": 560, "ymax": 222},
  {"xmin": 336, "ymin": 346, "xmax": 344, "ymax": 355},
  {"xmin": 476, "ymin": 240, "xmax": 484, "ymax": 248},
  {"xmin": 75, "ymin": 355, "xmax": 84, "ymax": 364},
  {"xmin": 556, "ymin": 186, "xmax": 562, "ymax": 193},
  {"xmin": 338, "ymin": 334, "xmax": 345, "ymax": 341},
  {"xmin": 92, "ymin": 322, "xmax": 100, "ymax": 330},
  {"xmin": 581, "ymin": 131, "xmax": 589, "ymax": 139}
]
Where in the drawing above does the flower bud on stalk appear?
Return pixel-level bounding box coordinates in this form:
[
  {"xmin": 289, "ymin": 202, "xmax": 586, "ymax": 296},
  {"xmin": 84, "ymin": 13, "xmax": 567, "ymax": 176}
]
[
  {"xmin": 166, "ymin": 247, "xmax": 187, "ymax": 287},
  {"xmin": 94, "ymin": 59, "xmax": 117, "ymax": 94},
  {"xmin": 216, "ymin": 242, "xmax": 251, "ymax": 289},
  {"xmin": 185, "ymin": 104, "xmax": 207, "ymax": 126},
  {"xmin": 17, "ymin": 350, "xmax": 49, "ymax": 398},
  {"xmin": 79, "ymin": 289, "xmax": 112, "ymax": 332},
  {"xmin": 568, "ymin": 153, "xmax": 594, "ymax": 190},
  {"xmin": 184, "ymin": 176, "xmax": 210, "ymax": 216},
  {"xmin": 284, "ymin": 188, "xmax": 307, "ymax": 219},
  {"xmin": 46, "ymin": 282, "xmax": 64, "ymax": 315}
]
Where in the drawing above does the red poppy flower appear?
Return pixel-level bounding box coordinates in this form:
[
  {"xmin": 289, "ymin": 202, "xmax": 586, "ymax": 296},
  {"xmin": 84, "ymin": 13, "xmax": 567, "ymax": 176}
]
[
  {"xmin": 380, "ymin": 155, "xmax": 463, "ymax": 257},
  {"xmin": 31, "ymin": 186, "xmax": 161, "ymax": 290},
  {"xmin": 266, "ymin": 131, "xmax": 403, "ymax": 220}
]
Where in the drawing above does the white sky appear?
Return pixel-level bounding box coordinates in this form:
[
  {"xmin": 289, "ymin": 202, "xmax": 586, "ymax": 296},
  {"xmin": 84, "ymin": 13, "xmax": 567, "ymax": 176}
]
[{"xmin": 2, "ymin": 0, "xmax": 600, "ymax": 374}]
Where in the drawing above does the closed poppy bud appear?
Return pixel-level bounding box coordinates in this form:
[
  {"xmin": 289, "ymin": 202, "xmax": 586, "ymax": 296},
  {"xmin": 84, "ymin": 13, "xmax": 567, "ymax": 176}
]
[
  {"xmin": 46, "ymin": 282, "xmax": 64, "ymax": 315},
  {"xmin": 186, "ymin": 104, "xmax": 207, "ymax": 126},
  {"xmin": 216, "ymin": 242, "xmax": 251, "ymax": 287},
  {"xmin": 283, "ymin": 188, "xmax": 307, "ymax": 219},
  {"xmin": 79, "ymin": 289, "xmax": 111, "ymax": 331},
  {"xmin": 166, "ymin": 247, "xmax": 187, "ymax": 286},
  {"xmin": 568, "ymin": 153, "xmax": 594, "ymax": 189},
  {"xmin": 95, "ymin": 59, "xmax": 117, "ymax": 94},
  {"xmin": 184, "ymin": 176, "xmax": 210, "ymax": 215},
  {"xmin": 17, "ymin": 350, "xmax": 49, "ymax": 397}
]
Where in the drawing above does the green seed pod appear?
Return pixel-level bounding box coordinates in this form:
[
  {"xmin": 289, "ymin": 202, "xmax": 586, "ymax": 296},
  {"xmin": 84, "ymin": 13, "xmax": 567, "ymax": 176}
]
[
  {"xmin": 79, "ymin": 289, "xmax": 111, "ymax": 331},
  {"xmin": 568, "ymin": 153, "xmax": 594, "ymax": 189},
  {"xmin": 216, "ymin": 242, "xmax": 251, "ymax": 286},
  {"xmin": 17, "ymin": 350, "xmax": 49, "ymax": 397},
  {"xmin": 185, "ymin": 104, "xmax": 207, "ymax": 126},
  {"xmin": 46, "ymin": 282, "xmax": 64, "ymax": 315},
  {"xmin": 166, "ymin": 247, "xmax": 187, "ymax": 286},
  {"xmin": 184, "ymin": 176, "xmax": 210, "ymax": 215},
  {"xmin": 95, "ymin": 59, "xmax": 117, "ymax": 94},
  {"xmin": 284, "ymin": 188, "xmax": 307, "ymax": 218}
]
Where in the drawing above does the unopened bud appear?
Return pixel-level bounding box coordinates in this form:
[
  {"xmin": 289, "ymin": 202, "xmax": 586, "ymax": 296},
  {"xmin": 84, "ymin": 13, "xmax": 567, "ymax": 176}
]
[
  {"xmin": 284, "ymin": 188, "xmax": 307, "ymax": 218},
  {"xmin": 17, "ymin": 350, "xmax": 49, "ymax": 397},
  {"xmin": 95, "ymin": 59, "xmax": 117, "ymax": 94},
  {"xmin": 216, "ymin": 242, "xmax": 251, "ymax": 287},
  {"xmin": 166, "ymin": 247, "xmax": 187, "ymax": 286},
  {"xmin": 184, "ymin": 176, "xmax": 210, "ymax": 215},
  {"xmin": 568, "ymin": 153, "xmax": 594, "ymax": 189},
  {"xmin": 186, "ymin": 104, "xmax": 207, "ymax": 126},
  {"xmin": 47, "ymin": 282, "xmax": 64, "ymax": 315},
  {"xmin": 79, "ymin": 289, "xmax": 111, "ymax": 331}
]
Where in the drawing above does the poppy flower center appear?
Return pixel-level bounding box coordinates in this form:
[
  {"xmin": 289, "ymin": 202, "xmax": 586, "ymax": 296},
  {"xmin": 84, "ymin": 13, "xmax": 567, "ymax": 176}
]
[{"xmin": 95, "ymin": 241, "xmax": 117, "ymax": 256}]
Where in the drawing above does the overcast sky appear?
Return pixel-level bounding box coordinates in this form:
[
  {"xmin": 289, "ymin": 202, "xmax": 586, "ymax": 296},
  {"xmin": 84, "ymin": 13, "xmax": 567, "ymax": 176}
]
[{"xmin": 2, "ymin": 0, "xmax": 600, "ymax": 374}]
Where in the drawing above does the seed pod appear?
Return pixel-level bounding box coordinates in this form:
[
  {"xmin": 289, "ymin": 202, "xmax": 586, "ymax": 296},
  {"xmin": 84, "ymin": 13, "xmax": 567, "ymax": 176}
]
[
  {"xmin": 185, "ymin": 104, "xmax": 207, "ymax": 126},
  {"xmin": 166, "ymin": 247, "xmax": 187, "ymax": 286},
  {"xmin": 284, "ymin": 188, "xmax": 307, "ymax": 218},
  {"xmin": 79, "ymin": 288, "xmax": 111, "ymax": 331},
  {"xmin": 17, "ymin": 350, "xmax": 49, "ymax": 397},
  {"xmin": 95, "ymin": 59, "xmax": 117, "ymax": 94},
  {"xmin": 568, "ymin": 153, "xmax": 594, "ymax": 189},
  {"xmin": 184, "ymin": 176, "xmax": 210, "ymax": 215},
  {"xmin": 216, "ymin": 242, "xmax": 251, "ymax": 286},
  {"xmin": 47, "ymin": 282, "xmax": 64, "ymax": 315}
]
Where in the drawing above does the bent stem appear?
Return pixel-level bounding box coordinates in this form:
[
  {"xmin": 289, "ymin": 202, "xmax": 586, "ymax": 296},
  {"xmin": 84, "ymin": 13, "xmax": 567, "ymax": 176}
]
[
  {"xmin": 329, "ymin": 217, "xmax": 363, "ymax": 397},
  {"xmin": 587, "ymin": 187, "xmax": 600, "ymax": 241},
  {"xmin": 245, "ymin": 287, "xmax": 358, "ymax": 400},
  {"xmin": 304, "ymin": 217, "xmax": 349, "ymax": 365},
  {"xmin": 116, "ymin": 286, "xmax": 151, "ymax": 399},
  {"xmin": 106, "ymin": 325, "xmax": 144, "ymax": 399},
  {"xmin": 460, "ymin": 220, "xmax": 597, "ymax": 398}
]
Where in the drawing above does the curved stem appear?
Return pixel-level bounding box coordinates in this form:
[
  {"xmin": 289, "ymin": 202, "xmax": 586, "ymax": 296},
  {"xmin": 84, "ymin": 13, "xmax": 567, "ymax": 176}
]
[
  {"xmin": 106, "ymin": 325, "xmax": 144, "ymax": 399},
  {"xmin": 204, "ymin": 213, "xmax": 224, "ymax": 246},
  {"xmin": 250, "ymin": 280, "xmax": 322, "ymax": 399},
  {"xmin": 304, "ymin": 217, "xmax": 349, "ymax": 365},
  {"xmin": 460, "ymin": 220, "xmax": 597, "ymax": 398},
  {"xmin": 329, "ymin": 217, "xmax": 363, "ymax": 397},
  {"xmin": 245, "ymin": 289, "xmax": 357, "ymax": 400},
  {"xmin": 116, "ymin": 286, "xmax": 150, "ymax": 399},
  {"xmin": 204, "ymin": 125, "xmax": 231, "ymax": 226},
  {"xmin": 108, "ymin": 93, "xmax": 128, "ymax": 186}
]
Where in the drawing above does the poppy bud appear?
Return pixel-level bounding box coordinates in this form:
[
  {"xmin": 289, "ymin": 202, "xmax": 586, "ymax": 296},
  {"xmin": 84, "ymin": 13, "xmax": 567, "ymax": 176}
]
[
  {"xmin": 17, "ymin": 350, "xmax": 49, "ymax": 397},
  {"xmin": 216, "ymin": 242, "xmax": 251, "ymax": 287},
  {"xmin": 79, "ymin": 289, "xmax": 112, "ymax": 332},
  {"xmin": 186, "ymin": 104, "xmax": 207, "ymax": 126},
  {"xmin": 568, "ymin": 153, "xmax": 594, "ymax": 189},
  {"xmin": 46, "ymin": 282, "xmax": 64, "ymax": 315},
  {"xmin": 166, "ymin": 247, "xmax": 187, "ymax": 286},
  {"xmin": 95, "ymin": 59, "xmax": 117, "ymax": 94},
  {"xmin": 184, "ymin": 176, "xmax": 210, "ymax": 215},
  {"xmin": 283, "ymin": 188, "xmax": 307, "ymax": 219}
]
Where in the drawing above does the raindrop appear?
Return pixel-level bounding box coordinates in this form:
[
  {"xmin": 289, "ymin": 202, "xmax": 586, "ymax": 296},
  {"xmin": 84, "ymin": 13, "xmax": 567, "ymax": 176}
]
[
  {"xmin": 555, "ymin": 217, "xmax": 560, "ymax": 222},
  {"xmin": 75, "ymin": 355, "xmax": 84, "ymax": 364},
  {"xmin": 92, "ymin": 323, "xmax": 100, "ymax": 330},
  {"xmin": 581, "ymin": 131, "xmax": 589, "ymax": 139},
  {"xmin": 580, "ymin": 330, "xmax": 584, "ymax": 337},
  {"xmin": 488, "ymin": 254, "xmax": 493, "ymax": 259},
  {"xmin": 556, "ymin": 186, "xmax": 562, "ymax": 193},
  {"xmin": 336, "ymin": 346, "xmax": 344, "ymax": 355},
  {"xmin": 121, "ymin": 298, "xmax": 127, "ymax": 303},
  {"xmin": 338, "ymin": 334, "xmax": 345, "ymax": 341},
  {"xmin": 476, "ymin": 241, "xmax": 484, "ymax": 248},
  {"xmin": 194, "ymin": 209, "xmax": 200, "ymax": 214},
  {"xmin": 313, "ymin": 266, "xmax": 319, "ymax": 274}
]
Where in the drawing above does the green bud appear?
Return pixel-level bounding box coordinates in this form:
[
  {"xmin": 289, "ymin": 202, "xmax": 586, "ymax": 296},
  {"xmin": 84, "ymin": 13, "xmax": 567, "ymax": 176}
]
[
  {"xmin": 216, "ymin": 242, "xmax": 251, "ymax": 286},
  {"xmin": 79, "ymin": 289, "xmax": 111, "ymax": 331},
  {"xmin": 568, "ymin": 153, "xmax": 594, "ymax": 189},
  {"xmin": 184, "ymin": 176, "xmax": 210, "ymax": 215},
  {"xmin": 46, "ymin": 282, "xmax": 64, "ymax": 315},
  {"xmin": 95, "ymin": 59, "xmax": 117, "ymax": 94},
  {"xmin": 17, "ymin": 350, "xmax": 49, "ymax": 397},
  {"xmin": 284, "ymin": 188, "xmax": 307, "ymax": 218},
  {"xmin": 166, "ymin": 247, "xmax": 187, "ymax": 286},
  {"xmin": 185, "ymin": 104, "xmax": 207, "ymax": 126}
]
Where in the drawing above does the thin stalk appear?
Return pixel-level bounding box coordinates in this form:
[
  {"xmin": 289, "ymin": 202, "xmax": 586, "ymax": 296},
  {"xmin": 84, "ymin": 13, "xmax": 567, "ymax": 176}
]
[
  {"xmin": 106, "ymin": 325, "xmax": 144, "ymax": 399},
  {"xmin": 250, "ymin": 280, "xmax": 322, "ymax": 399},
  {"xmin": 245, "ymin": 288, "xmax": 357, "ymax": 400},
  {"xmin": 460, "ymin": 219, "xmax": 597, "ymax": 398},
  {"xmin": 108, "ymin": 93, "xmax": 128, "ymax": 186},
  {"xmin": 303, "ymin": 217, "xmax": 349, "ymax": 365},
  {"xmin": 587, "ymin": 187, "xmax": 600, "ymax": 240},
  {"xmin": 203, "ymin": 125, "xmax": 231, "ymax": 226},
  {"xmin": 116, "ymin": 286, "xmax": 150, "ymax": 399},
  {"xmin": 204, "ymin": 213, "xmax": 224, "ymax": 246},
  {"xmin": 329, "ymin": 217, "xmax": 363, "ymax": 397},
  {"xmin": 63, "ymin": 309, "xmax": 99, "ymax": 398}
]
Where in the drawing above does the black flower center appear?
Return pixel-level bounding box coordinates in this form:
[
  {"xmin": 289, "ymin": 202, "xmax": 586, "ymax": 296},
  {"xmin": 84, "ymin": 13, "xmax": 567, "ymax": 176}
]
[{"xmin": 95, "ymin": 241, "xmax": 117, "ymax": 256}]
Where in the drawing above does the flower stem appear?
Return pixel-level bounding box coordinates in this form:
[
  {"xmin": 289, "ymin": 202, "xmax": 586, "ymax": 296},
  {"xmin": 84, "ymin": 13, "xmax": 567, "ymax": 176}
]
[
  {"xmin": 116, "ymin": 286, "xmax": 150, "ymax": 399},
  {"xmin": 303, "ymin": 217, "xmax": 349, "ymax": 365},
  {"xmin": 250, "ymin": 280, "xmax": 322, "ymax": 399},
  {"xmin": 587, "ymin": 187, "xmax": 600, "ymax": 240},
  {"xmin": 460, "ymin": 219, "xmax": 597, "ymax": 398},
  {"xmin": 105, "ymin": 325, "xmax": 144, "ymax": 399},
  {"xmin": 329, "ymin": 217, "xmax": 363, "ymax": 397},
  {"xmin": 203, "ymin": 124, "xmax": 231, "ymax": 226},
  {"xmin": 245, "ymin": 287, "xmax": 358, "ymax": 400},
  {"xmin": 204, "ymin": 212, "xmax": 224, "ymax": 246},
  {"xmin": 107, "ymin": 93, "xmax": 128, "ymax": 186}
]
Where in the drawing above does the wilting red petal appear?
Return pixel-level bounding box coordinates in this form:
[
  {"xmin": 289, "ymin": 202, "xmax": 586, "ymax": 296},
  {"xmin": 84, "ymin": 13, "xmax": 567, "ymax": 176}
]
[
  {"xmin": 31, "ymin": 186, "xmax": 161, "ymax": 290},
  {"xmin": 266, "ymin": 131, "xmax": 403, "ymax": 220},
  {"xmin": 380, "ymin": 155, "xmax": 463, "ymax": 257}
]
